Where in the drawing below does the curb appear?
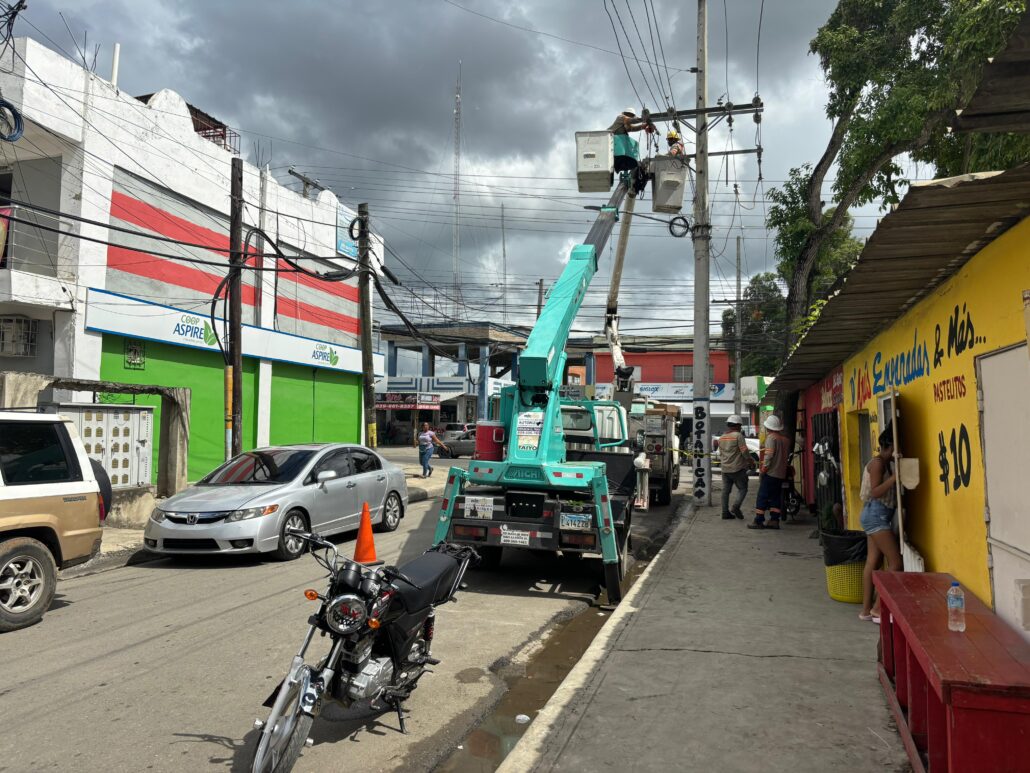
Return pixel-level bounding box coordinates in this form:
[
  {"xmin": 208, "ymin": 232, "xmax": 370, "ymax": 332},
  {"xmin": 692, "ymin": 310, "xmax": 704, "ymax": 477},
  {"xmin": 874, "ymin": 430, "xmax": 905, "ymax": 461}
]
[{"xmin": 497, "ymin": 496, "xmax": 699, "ymax": 773}]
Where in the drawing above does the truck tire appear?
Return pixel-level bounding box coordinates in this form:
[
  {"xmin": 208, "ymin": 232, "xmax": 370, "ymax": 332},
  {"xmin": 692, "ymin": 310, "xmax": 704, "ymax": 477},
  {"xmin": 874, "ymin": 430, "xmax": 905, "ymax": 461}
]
[
  {"xmin": 654, "ymin": 472, "xmax": 674, "ymax": 506},
  {"xmin": 670, "ymin": 454, "xmax": 680, "ymax": 490},
  {"xmin": 473, "ymin": 546, "xmax": 503, "ymax": 570},
  {"xmin": 0, "ymin": 537, "xmax": 58, "ymax": 633}
]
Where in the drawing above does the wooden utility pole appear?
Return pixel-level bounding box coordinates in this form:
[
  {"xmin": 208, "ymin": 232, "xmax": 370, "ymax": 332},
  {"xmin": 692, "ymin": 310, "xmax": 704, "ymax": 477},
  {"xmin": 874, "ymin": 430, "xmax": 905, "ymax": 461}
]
[
  {"xmin": 691, "ymin": 0, "xmax": 712, "ymax": 504},
  {"xmin": 536, "ymin": 278, "xmax": 545, "ymax": 319},
  {"xmin": 358, "ymin": 202, "xmax": 377, "ymax": 448},
  {"xmin": 227, "ymin": 156, "xmax": 244, "ymax": 458},
  {"xmin": 735, "ymin": 234, "xmax": 743, "ymax": 416}
]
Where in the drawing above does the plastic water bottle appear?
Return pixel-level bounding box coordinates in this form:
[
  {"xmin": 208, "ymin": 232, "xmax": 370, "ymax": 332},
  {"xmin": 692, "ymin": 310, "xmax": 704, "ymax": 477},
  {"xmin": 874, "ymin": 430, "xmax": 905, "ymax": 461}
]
[{"xmin": 947, "ymin": 581, "xmax": 966, "ymax": 632}]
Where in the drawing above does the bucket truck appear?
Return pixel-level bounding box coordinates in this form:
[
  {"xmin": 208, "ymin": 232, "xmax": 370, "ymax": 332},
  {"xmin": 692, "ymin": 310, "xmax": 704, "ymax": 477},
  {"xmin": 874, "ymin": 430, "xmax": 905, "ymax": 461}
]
[{"xmin": 433, "ymin": 182, "xmax": 638, "ymax": 603}]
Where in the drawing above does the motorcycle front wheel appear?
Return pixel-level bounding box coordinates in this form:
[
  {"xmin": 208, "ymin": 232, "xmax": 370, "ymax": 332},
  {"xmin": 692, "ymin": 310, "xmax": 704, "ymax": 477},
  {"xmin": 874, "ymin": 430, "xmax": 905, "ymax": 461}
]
[{"xmin": 251, "ymin": 672, "xmax": 314, "ymax": 773}]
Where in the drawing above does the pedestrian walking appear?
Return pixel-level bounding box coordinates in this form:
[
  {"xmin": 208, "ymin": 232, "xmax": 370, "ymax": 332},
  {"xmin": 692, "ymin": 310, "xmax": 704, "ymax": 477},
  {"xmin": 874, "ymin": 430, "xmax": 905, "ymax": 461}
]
[
  {"xmin": 859, "ymin": 425, "xmax": 901, "ymax": 623},
  {"xmin": 748, "ymin": 415, "xmax": 791, "ymax": 530},
  {"xmin": 718, "ymin": 415, "xmax": 755, "ymax": 520},
  {"xmin": 417, "ymin": 422, "xmax": 444, "ymax": 478}
]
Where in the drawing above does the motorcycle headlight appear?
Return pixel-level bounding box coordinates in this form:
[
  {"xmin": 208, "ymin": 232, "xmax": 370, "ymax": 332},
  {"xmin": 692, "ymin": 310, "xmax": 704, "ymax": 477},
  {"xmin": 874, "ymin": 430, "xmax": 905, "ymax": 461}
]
[
  {"xmin": 324, "ymin": 593, "xmax": 368, "ymax": 635},
  {"xmin": 150, "ymin": 508, "xmax": 166, "ymax": 523},
  {"xmin": 225, "ymin": 504, "xmax": 280, "ymax": 522}
]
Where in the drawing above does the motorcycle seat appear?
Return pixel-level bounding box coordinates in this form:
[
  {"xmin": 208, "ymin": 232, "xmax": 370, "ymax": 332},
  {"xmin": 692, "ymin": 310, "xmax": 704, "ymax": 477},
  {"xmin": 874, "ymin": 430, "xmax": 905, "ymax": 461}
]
[{"xmin": 393, "ymin": 551, "xmax": 462, "ymax": 612}]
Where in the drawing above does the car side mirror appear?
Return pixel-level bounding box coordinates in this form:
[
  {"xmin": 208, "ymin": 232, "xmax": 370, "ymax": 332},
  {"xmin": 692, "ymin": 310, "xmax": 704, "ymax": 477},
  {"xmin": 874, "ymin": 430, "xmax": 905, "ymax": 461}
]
[{"xmin": 316, "ymin": 470, "xmax": 338, "ymax": 483}]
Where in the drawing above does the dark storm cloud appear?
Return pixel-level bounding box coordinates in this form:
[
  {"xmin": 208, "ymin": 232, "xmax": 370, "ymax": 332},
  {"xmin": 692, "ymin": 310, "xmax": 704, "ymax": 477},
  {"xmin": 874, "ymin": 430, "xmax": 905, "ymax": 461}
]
[{"xmin": 22, "ymin": 0, "xmax": 844, "ymax": 338}]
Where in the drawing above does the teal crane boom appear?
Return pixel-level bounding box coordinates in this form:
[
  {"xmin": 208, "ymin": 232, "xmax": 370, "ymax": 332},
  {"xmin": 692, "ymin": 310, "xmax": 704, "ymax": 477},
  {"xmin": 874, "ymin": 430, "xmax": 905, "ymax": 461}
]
[{"xmin": 434, "ymin": 181, "xmax": 635, "ymax": 603}]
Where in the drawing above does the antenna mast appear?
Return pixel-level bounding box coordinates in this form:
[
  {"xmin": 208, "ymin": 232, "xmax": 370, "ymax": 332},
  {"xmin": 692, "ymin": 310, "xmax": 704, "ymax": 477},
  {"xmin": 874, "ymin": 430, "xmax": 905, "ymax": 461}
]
[{"xmin": 452, "ymin": 61, "xmax": 463, "ymax": 319}]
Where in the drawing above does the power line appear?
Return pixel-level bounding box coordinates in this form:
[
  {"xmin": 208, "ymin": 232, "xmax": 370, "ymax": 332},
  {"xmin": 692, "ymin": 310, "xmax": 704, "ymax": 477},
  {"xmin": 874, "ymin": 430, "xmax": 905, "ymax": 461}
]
[{"xmin": 439, "ymin": 0, "xmax": 690, "ymax": 73}]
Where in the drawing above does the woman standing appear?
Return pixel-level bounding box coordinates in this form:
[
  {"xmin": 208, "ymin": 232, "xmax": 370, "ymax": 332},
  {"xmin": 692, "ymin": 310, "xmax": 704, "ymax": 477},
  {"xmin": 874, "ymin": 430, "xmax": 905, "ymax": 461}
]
[
  {"xmin": 417, "ymin": 422, "xmax": 445, "ymax": 478},
  {"xmin": 859, "ymin": 425, "xmax": 901, "ymax": 622}
]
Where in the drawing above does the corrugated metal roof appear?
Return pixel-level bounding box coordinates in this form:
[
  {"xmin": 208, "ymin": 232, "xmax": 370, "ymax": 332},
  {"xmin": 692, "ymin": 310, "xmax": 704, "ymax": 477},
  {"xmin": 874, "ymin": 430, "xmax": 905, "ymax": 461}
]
[
  {"xmin": 770, "ymin": 164, "xmax": 1030, "ymax": 394},
  {"xmin": 954, "ymin": 10, "xmax": 1030, "ymax": 133}
]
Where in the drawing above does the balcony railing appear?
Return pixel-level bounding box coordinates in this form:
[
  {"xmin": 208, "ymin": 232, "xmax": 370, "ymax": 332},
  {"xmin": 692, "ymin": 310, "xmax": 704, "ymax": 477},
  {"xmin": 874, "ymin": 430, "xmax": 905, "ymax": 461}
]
[{"xmin": 0, "ymin": 205, "xmax": 61, "ymax": 278}]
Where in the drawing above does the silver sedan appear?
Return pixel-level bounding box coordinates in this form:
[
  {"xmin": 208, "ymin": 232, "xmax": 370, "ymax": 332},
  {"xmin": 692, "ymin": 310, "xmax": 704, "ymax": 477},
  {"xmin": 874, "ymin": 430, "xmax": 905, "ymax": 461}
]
[{"xmin": 143, "ymin": 444, "xmax": 408, "ymax": 560}]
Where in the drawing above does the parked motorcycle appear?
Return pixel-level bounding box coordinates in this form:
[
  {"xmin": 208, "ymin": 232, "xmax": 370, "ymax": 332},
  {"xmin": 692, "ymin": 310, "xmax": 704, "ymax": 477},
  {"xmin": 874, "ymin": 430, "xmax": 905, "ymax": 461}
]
[{"xmin": 250, "ymin": 531, "xmax": 478, "ymax": 773}]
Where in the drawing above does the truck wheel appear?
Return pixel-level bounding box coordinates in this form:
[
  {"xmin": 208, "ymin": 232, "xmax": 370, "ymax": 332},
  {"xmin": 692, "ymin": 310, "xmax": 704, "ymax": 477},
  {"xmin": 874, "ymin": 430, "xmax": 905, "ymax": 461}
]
[
  {"xmin": 473, "ymin": 546, "xmax": 503, "ymax": 570},
  {"xmin": 0, "ymin": 537, "xmax": 58, "ymax": 633},
  {"xmin": 671, "ymin": 456, "xmax": 680, "ymax": 490}
]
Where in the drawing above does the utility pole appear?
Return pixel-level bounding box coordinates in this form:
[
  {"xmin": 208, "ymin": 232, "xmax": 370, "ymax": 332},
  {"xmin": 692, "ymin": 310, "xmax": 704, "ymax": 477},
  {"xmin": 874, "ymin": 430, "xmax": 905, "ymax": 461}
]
[
  {"xmin": 452, "ymin": 62, "xmax": 463, "ymax": 320},
  {"xmin": 227, "ymin": 156, "xmax": 244, "ymax": 458},
  {"xmin": 734, "ymin": 234, "xmax": 743, "ymax": 416},
  {"xmin": 536, "ymin": 278, "xmax": 545, "ymax": 319},
  {"xmin": 691, "ymin": 0, "xmax": 712, "ymax": 505},
  {"xmin": 358, "ymin": 202, "xmax": 377, "ymax": 448},
  {"xmin": 501, "ymin": 202, "xmax": 507, "ymax": 325}
]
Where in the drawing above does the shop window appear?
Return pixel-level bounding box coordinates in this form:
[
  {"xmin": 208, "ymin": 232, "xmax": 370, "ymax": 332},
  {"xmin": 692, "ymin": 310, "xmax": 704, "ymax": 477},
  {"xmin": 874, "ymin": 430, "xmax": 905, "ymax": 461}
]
[
  {"xmin": 671, "ymin": 365, "xmax": 714, "ymax": 383},
  {"xmin": 124, "ymin": 339, "xmax": 146, "ymax": 370}
]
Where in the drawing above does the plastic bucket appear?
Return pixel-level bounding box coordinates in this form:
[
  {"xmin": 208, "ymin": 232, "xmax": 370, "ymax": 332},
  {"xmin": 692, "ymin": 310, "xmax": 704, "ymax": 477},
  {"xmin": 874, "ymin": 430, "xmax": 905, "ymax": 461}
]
[{"xmin": 475, "ymin": 420, "xmax": 506, "ymax": 461}]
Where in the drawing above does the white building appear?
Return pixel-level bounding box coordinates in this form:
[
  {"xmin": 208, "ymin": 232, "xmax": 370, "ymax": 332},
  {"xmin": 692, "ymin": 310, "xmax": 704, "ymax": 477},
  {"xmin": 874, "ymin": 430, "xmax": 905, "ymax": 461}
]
[{"xmin": 0, "ymin": 37, "xmax": 384, "ymax": 482}]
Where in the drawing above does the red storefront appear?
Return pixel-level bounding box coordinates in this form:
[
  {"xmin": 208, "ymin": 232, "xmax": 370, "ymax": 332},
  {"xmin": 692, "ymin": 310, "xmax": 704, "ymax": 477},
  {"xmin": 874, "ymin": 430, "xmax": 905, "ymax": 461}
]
[{"xmin": 801, "ymin": 366, "xmax": 844, "ymax": 520}]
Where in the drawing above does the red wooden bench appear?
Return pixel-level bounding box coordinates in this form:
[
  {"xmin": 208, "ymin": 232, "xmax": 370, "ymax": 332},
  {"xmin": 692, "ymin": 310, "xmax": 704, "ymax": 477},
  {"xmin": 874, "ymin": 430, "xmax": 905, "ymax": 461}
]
[{"xmin": 875, "ymin": 571, "xmax": 1030, "ymax": 772}]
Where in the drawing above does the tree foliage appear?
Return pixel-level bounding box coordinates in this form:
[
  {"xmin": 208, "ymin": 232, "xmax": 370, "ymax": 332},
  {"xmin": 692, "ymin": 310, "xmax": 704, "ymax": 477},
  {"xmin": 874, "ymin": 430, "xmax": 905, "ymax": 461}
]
[
  {"xmin": 770, "ymin": 0, "xmax": 1028, "ymax": 348},
  {"xmin": 721, "ymin": 273, "xmax": 789, "ymax": 377}
]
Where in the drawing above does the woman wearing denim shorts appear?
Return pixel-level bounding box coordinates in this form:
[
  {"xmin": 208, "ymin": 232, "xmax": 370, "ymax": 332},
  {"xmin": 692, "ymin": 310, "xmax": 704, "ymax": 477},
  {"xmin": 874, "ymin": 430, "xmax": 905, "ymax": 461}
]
[{"xmin": 859, "ymin": 426, "xmax": 900, "ymax": 623}]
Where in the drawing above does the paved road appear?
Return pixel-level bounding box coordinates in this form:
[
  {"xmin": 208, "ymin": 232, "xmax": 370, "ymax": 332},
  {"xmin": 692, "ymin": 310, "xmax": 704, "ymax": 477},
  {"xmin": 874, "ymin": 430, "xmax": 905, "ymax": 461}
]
[{"xmin": 0, "ymin": 489, "xmax": 683, "ymax": 773}]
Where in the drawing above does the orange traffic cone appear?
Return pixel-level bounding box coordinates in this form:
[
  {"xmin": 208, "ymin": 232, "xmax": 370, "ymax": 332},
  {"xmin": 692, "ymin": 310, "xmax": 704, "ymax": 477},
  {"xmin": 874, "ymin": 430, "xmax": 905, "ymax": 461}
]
[{"xmin": 354, "ymin": 501, "xmax": 377, "ymax": 563}]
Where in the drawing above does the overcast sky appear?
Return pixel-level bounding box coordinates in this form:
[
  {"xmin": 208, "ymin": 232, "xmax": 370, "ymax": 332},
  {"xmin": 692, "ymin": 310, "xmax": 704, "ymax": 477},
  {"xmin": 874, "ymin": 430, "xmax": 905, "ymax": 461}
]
[{"xmin": 24, "ymin": 0, "xmax": 875, "ymax": 371}]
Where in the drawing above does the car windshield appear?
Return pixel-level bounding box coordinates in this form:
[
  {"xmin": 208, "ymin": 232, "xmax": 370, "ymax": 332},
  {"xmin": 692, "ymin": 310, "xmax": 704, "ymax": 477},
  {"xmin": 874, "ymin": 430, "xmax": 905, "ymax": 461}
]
[{"xmin": 197, "ymin": 449, "xmax": 315, "ymax": 485}]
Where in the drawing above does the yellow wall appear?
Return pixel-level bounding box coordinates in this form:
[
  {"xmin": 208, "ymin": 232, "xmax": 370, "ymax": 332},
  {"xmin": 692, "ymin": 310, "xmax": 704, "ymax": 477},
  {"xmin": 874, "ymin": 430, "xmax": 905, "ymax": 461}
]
[{"xmin": 840, "ymin": 216, "xmax": 1030, "ymax": 605}]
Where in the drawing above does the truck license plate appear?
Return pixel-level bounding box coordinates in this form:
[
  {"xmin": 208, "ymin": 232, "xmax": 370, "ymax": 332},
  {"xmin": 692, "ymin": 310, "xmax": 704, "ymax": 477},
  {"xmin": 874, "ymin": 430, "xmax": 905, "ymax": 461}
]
[
  {"xmin": 499, "ymin": 528, "xmax": 531, "ymax": 546},
  {"xmin": 463, "ymin": 496, "xmax": 494, "ymax": 519},
  {"xmin": 560, "ymin": 513, "xmax": 593, "ymax": 531}
]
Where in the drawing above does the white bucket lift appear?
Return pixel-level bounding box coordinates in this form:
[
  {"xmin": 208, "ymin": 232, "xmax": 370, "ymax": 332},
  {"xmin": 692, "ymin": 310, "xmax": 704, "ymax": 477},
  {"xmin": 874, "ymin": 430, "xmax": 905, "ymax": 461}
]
[
  {"xmin": 575, "ymin": 131, "xmax": 614, "ymax": 193},
  {"xmin": 651, "ymin": 155, "xmax": 687, "ymax": 213}
]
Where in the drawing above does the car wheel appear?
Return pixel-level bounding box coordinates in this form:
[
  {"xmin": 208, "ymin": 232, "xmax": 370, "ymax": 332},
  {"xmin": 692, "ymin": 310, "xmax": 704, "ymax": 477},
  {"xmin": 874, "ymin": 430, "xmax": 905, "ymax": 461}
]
[
  {"xmin": 0, "ymin": 537, "xmax": 58, "ymax": 633},
  {"xmin": 274, "ymin": 510, "xmax": 309, "ymax": 561},
  {"xmin": 375, "ymin": 492, "xmax": 402, "ymax": 533}
]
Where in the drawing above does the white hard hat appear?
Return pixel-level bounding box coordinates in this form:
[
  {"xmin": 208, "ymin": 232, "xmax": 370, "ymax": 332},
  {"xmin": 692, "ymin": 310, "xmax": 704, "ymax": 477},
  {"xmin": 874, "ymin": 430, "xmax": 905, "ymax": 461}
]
[
  {"xmin": 623, "ymin": 106, "xmax": 637, "ymax": 116},
  {"xmin": 764, "ymin": 415, "xmax": 784, "ymax": 432},
  {"xmin": 727, "ymin": 415, "xmax": 743, "ymax": 426}
]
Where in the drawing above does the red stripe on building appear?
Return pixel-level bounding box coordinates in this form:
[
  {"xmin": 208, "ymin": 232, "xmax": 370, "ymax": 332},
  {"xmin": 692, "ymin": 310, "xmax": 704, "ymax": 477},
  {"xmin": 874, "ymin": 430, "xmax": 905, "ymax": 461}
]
[
  {"xmin": 106, "ymin": 246, "xmax": 359, "ymax": 333},
  {"xmin": 110, "ymin": 191, "xmax": 359, "ymax": 303},
  {"xmin": 276, "ymin": 296, "xmax": 360, "ymax": 335},
  {"xmin": 107, "ymin": 246, "xmax": 257, "ymax": 305}
]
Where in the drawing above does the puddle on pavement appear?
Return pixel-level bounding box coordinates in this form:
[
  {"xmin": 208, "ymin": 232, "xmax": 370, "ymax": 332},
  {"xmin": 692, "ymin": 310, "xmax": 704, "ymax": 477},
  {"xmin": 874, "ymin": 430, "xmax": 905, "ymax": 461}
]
[{"xmin": 434, "ymin": 557, "xmax": 651, "ymax": 772}]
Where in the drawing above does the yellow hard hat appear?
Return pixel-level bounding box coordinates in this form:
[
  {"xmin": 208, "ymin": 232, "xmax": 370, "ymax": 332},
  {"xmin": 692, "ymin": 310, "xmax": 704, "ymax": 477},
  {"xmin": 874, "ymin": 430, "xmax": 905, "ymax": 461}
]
[{"xmin": 667, "ymin": 130, "xmax": 680, "ymax": 141}]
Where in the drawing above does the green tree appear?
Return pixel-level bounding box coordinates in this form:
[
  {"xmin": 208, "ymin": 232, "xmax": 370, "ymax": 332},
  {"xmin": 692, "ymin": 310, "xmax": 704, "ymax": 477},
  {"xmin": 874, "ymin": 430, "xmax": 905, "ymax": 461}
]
[
  {"xmin": 772, "ymin": 0, "xmax": 1027, "ymax": 346},
  {"xmin": 721, "ymin": 273, "xmax": 788, "ymax": 377}
]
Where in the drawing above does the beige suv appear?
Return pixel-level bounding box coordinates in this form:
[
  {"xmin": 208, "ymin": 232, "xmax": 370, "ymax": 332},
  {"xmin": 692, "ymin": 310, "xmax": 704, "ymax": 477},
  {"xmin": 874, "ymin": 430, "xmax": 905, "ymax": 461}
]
[{"xmin": 0, "ymin": 412, "xmax": 109, "ymax": 632}]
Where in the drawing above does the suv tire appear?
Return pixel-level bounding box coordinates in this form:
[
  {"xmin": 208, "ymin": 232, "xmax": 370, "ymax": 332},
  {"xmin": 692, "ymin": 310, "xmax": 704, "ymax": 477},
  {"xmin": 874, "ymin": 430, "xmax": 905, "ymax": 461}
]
[
  {"xmin": 0, "ymin": 537, "xmax": 58, "ymax": 633},
  {"xmin": 90, "ymin": 458, "xmax": 113, "ymax": 517}
]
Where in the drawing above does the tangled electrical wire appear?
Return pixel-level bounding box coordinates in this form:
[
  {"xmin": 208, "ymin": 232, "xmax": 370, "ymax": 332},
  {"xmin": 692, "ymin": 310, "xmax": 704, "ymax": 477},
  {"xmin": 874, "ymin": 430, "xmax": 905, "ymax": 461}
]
[
  {"xmin": 208, "ymin": 225, "xmax": 361, "ymax": 362},
  {"xmin": 0, "ymin": 1, "xmax": 26, "ymax": 142}
]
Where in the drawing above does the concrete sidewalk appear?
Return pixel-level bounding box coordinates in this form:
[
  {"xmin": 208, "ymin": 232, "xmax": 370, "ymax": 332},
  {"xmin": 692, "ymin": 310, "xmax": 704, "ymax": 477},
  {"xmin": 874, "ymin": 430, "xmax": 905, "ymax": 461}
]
[{"xmin": 501, "ymin": 482, "xmax": 907, "ymax": 772}]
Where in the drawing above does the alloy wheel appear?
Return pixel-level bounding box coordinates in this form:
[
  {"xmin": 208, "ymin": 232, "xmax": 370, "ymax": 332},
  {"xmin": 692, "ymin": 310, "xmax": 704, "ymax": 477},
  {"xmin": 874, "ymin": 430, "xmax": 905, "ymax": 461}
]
[
  {"xmin": 0, "ymin": 555, "xmax": 45, "ymax": 614},
  {"xmin": 382, "ymin": 494, "xmax": 401, "ymax": 530},
  {"xmin": 283, "ymin": 514, "xmax": 307, "ymax": 556}
]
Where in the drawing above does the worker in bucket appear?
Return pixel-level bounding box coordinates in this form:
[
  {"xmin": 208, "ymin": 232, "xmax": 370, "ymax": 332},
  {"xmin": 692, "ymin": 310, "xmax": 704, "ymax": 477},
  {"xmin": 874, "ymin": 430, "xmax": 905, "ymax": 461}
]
[
  {"xmin": 607, "ymin": 107, "xmax": 646, "ymax": 135},
  {"xmin": 666, "ymin": 129, "xmax": 685, "ymax": 157},
  {"xmin": 608, "ymin": 107, "xmax": 646, "ymax": 173}
]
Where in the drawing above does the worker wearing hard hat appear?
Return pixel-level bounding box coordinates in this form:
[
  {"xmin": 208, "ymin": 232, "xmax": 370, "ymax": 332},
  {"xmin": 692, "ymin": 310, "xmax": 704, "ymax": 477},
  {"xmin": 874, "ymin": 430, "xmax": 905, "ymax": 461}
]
[
  {"xmin": 718, "ymin": 415, "xmax": 754, "ymax": 520},
  {"xmin": 666, "ymin": 129, "xmax": 685, "ymax": 157},
  {"xmin": 749, "ymin": 414, "xmax": 791, "ymax": 530},
  {"xmin": 607, "ymin": 107, "xmax": 647, "ymax": 135}
]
